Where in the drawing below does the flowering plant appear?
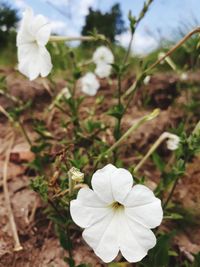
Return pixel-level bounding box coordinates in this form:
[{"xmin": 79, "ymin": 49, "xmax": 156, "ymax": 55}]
[{"xmin": 1, "ymin": 1, "xmax": 200, "ymax": 267}]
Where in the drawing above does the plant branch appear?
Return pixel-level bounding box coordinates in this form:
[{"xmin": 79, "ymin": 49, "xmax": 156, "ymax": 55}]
[
  {"xmin": 163, "ymin": 177, "xmax": 179, "ymax": 210},
  {"xmin": 3, "ymin": 135, "xmax": 23, "ymax": 251},
  {"xmin": 49, "ymin": 35, "xmax": 104, "ymax": 42},
  {"xmin": 123, "ymin": 27, "xmax": 200, "ymax": 100},
  {"xmin": 123, "ymin": 0, "xmax": 154, "ymax": 64},
  {"xmin": 134, "ymin": 132, "xmax": 173, "ymax": 173},
  {"xmin": 96, "ymin": 109, "xmax": 160, "ymax": 167}
]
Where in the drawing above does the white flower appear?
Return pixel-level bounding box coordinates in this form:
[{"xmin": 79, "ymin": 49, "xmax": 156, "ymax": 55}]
[
  {"xmin": 93, "ymin": 46, "xmax": 114, "ymax": 78},
  {"xmin": 70, "ymin": 164, "xmax": 163, "ymax": 263},
  {"xmin": 17, "ymin": 8, "xmax": 52, "ymax": 80},
  {"xmin": 166, "ymin": 134, "xmax": 180, "ymax": 150},
  {"xmin": 93, "ymin": 46, "xmax": 114, "ymax": 66},
  {"xmin": 95, "ymin": 63, "xmax": 112, "ymax": 78},
  {"xmin": 180, "ymin": 72, "xmax": 188, "ymax": 81},
  {"xmin": 81, "ymin": 72, "xmax": 100, "ymax": 96},
  {"xmin": 143, "ymin": 75, "xmax": 151, "ymax": 85}
]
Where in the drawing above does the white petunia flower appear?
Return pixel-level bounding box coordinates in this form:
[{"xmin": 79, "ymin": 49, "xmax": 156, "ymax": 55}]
[
  {"xmin": 17, "ymin": 8, "xmax": 52, "ymax": 80},
  {"xmin": 93, "ymin": 46, "xmax": 114, "ymax": 66},
  {"xmin": 95, "ymin": 63, "xmax": 112, "ymax": 78},
  {"xmin": 70, "ymin": 164, "xmax": 163, "ymax": 263},
  {"xmin": 81, "ymin": 72, "xmax": 100, "ymax": 96},
  {"xmin": 166, "ymin": 134, "xmax": 180, "ymax": 151}
]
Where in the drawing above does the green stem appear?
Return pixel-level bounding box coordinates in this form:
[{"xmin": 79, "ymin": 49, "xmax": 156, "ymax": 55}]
[
  {"xmin": 118, "ymin": 74, "xmax": 122, "ymax": 107},
  {"xmin": 49, "ymin": 35, "xmax": 104, "ymax": 42},
  {"xmin": 68, "ymin": 172, "xmax": 75, "ymax": 197},
  {"xmin": 55, "ymin": 103, "xmax": 68, "ymax": 114},
  {"xmin": 162, "ymin": 177, "xmax": 179, "ymax": 210},
  {"xmin": 123, "ymin": 0, "xmax": 154, "ymax": 64},
  {"xmin": 18, "ymin": 121, "xmax": 32, "ymax": 147},
  {"xmin": 101, "ymin": 109, "xmax": 160, "ymax": 161},
  {"xmin": 134, "ymin": 132, "xmax": 171, "ymax": 173},
  {"xmin": 123, "ymin": 33, "xmax": 134, "ymax": 64}
]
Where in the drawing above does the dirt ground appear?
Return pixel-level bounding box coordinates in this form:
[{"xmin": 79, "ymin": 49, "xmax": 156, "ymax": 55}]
[{"xmin": 0, "ymin": 69, "xmax": 200, "ymax": 266}]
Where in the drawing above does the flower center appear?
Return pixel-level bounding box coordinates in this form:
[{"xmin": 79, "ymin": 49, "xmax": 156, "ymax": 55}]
[{"xmin": 110, "ymin": 201, "xmax": 124, "ymax": 212}]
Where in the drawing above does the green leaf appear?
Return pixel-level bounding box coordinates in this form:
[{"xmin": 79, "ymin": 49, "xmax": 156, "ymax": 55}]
[
  {"xmin": 152, "ymin": 152, "xmax": 165, "ymax": 172},
  {"xmin": 107, "ymin": 104, "xmax": 124, "ymax": 119},
  {"xmin": 30, "ymin": 176, "xmax": 48, "ymax": 201}
]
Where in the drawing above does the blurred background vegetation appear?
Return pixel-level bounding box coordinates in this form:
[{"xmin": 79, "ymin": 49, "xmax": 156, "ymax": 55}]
[{"xmin": 0, "ymin": 1, "xmax": 200, "ymax": 72}]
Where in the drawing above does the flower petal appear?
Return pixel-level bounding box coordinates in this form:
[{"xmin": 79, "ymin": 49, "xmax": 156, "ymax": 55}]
[
  {"xmin": 17, "ymin": 8, "xmax": 35, "ymax": 45},
  {"xmin": 70, "ymin": 188, "xmax": 110, "ymax": 228},
  {"xmin": 91, "ymin": 164, "xmax": 117, "ymax": 203},
  {"xmin": 31, "ymin": 15, "xmax": 51, "ymax": 46},
  {"xmin": 95, "ymin": 63, "xmax": 112, "ymax": 78},
  {"xmin": 111, "ymin": 168, "xmax": 133, "ymax": 203},
  {"xmin": 39, "ymin": 46, "xmax": 52, "ymax": 77},
  {"xmin": 119, "ymin": 215, "xmax": 156, "ymax": 262},
  {"xmin": 124, "ymin": 185, "xmax": 163, "ymax": 228},
  {"xmin": 83, "ymin": 212, "xmax": 119, "ymax": 263},
  {"xmin": 81, "ymin": 72, "xmax": 100, "ymax": 96},
  {"xmin": 93, "ymin": 46, "xmax": 114, "ymax": 65},
  {"xmin": 92, "ymin": 164, "xmax": 133, "ymax": 204},
  {"xmin": 18, "ymin": 44, "xmax": 52, "ymax": 80}
]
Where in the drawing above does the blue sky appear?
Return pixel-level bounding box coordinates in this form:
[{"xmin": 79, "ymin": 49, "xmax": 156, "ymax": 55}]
[{"xmin": 7, "ymin": 0, "xmax": 200, "ymax": 54}]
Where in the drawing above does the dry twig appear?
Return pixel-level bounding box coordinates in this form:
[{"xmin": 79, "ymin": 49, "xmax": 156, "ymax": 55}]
[{"xmin": 3, "ymin": 134, "xmax": 23, "ymax": 252}]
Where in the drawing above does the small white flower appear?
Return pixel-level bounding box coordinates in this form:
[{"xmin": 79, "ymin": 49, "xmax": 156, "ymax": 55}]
[
  {"xmin": 93, "ymin": 46, "xmax": 114, "ymax": 66},
  {"xmin": 95, "ymin": 63, "xmax": 112, "ymax": 78},
  {"xmin": 17, "ymin": 8, "xmax": 52, "ymax": 80},
  {"xmin": 143, "ymin": 75, "xmax": 151, "ymax": 85},
  {"xmin": 81, "ymin": 72, "xmax": 100, "ymax": 96},
  {"xmin": 70, "ymin": 164, "xmax": 163, "ymax": 263},
  {"xmin": 166, "ymin": 134, "xmax": 180, "ymax": 150},
  {"xmin": 180, "ymin": 72, "xmax": 188, "ymax": 81}
]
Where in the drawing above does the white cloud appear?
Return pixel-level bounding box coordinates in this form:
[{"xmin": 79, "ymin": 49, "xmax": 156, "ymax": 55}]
[
  {"xmin": 116, "ymin": 31, "xmax": 158, "ymax": 56},
  {"xmin": 79, "ymin": 0, "xmax": 96, "ymax": 16},
  {"xmin": 50, "ymin": 19, "xmax": 79, "ymax": 37},
  {"xmin": 13, "ymin": 0, "xmax": 27, "ymax": 10}
]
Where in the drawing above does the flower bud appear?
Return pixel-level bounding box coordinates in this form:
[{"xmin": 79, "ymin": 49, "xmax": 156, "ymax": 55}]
[{"xmin": 68, "ymin": 167, "xmax": 84, "ymax": 182}]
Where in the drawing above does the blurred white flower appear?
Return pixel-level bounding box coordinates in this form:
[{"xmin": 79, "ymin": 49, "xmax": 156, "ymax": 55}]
[
  {"xmin": 180, "ymin": 72, "xmax": 188, "ymax": 81},
  {"xmin": 95, "ymin": 63, "xmax": 112, "ymax": 78},
  {"xmin": 93, "ymin": 46, "xmax": 114, "ymax": 66},
  {"xmin": 93, "ymin": 46, "xmax": 114, "ymax": 78},
  {"xmin": 166, "ymin": 134, "xmax": 180, "ymax": 150},
  {"xmin": 17, "ymin": 8, "xmax": 52, "ymax": 80},
  {"xmin": 143, "ymin": 75, "xmax": 151, "ymax": 85},
  {"xmin": 70, "ymin": 164, "xmax": 163, "ymax": 263},
  {"xmin": 81, "ymin": 72, "xmax": 100, "ymax": 96}
]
